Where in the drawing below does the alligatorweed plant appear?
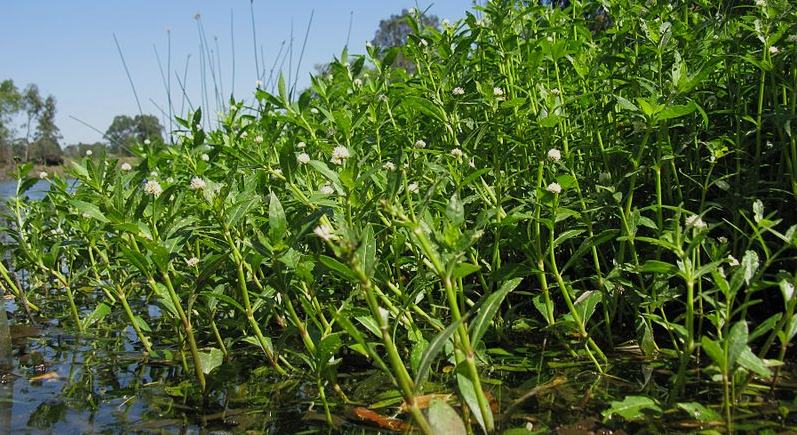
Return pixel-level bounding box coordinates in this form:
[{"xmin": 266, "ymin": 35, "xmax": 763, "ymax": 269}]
[{"xmin": 2, "ymin": 0, "xmax": 797, "ymax": 433}]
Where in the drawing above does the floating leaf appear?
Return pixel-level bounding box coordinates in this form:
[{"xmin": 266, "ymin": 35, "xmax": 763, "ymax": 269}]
[
  {"xmin": 601, "ymin": 395, "xmax": 662, "ymax": 421},
  {"xmin": 197, "ymin": 347, "xmax": 223, "ymax": 375},
  {"xmin": 428, "ymin": 398, "xmax": 467, "ymax": 435}
]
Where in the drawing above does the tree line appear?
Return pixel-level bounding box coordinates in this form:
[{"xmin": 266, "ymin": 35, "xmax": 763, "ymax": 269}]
[{"xmin": 0, "ymin": 79, "xmax": 164, "ymax": 165}]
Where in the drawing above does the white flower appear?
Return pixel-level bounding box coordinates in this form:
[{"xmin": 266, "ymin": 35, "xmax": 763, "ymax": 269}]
[
  {"xmin": 551, "ymin": 88, "xmax": 561, "ymax": 96},
  {"xmin": 39, "ymin": 171, "xmax": 48, "ymax": 179},
  {"xmin": 769, "ymin": 46, "xmax": 779, "ymax": 55},
  {"xmin": 320, "ymin": 185, "xmax": 335, "ymax": 195},
  {"xmin": 297, "ymin": 141, "xmax": 306, "ymax": 148},
  {"xmin": 718, "ymin": 236, "xmax": 729, "ymax": 244},
  {"xmin": 353, "ymin": 78, "xmax": 363, "ymax": 87},
  {"xmin": 756, "ymin": 0, "xmax": 766, "ymax": 7},
  {"xmin": 547, "ymin": 148, "xmax": 561, "ymax": 162},
  {"xmin": 415, "ymin": 139, "xmax": 426, "ymax": 148},
  {"xmin": 195, "ymin": 124, "xmax": 203, "ymax": 131},
  {"xmin": 685, "ymin": 214, "xmax": 707, "ymax": 230},
  {"xmin": 255, "ymin": 135, "xmax": 264, "ymax": 143},
  {"xmin": 121, "ymin": 162, "xmax": 132, "ymax": 171},
  {"xmin": 383, "ymin": 161, "xmax": 396, "ymax": 171},
  {"xmin": 166, "ymin": 177, "xmax": 174, "ymax": 184},
  {"xmin": 366, "ymin": 40, "xmax": 373, "ymax": 49},
  {"xmin": 450, "ymin": 148, "xmax": 463, "ymax": 158},
  {"xmin": 189, "ymin": 177, "xmax": 206, "ymax": 190},
  {"xmin": 727, "ymin": 255, "xmax": 739, "ymax": 267},
  {"xmin": 256, "ymin": 80, "xmax": 263, "ymax": 88},
  {"xmin": 85, "ymin": 150, "xmax": 93, "ymax": 156},
  {"xmin": 419, "ymin": 38, "xmax": 429, "ymax": 47},
  {"xmin": 201, "ymin": 153, "xmax": 210, "ymax": 162},
  {"xmin": 452, "ymin": 87, "xmax": 465, "ymax": 96},
  {"xmin": 331, "ymin": 146, "xmax": 351, "ymax": 165},
  {"xmin": 314, "ymin": 224, "xmax": 336, "ymax": 241},
  {"xmin": 150, "ymin": 171, "xmax": 158, "ymax": 177},
  {"xmin": 379, "ymin": 94, "xmax": 388, "ymax": 103},
  {"xmin": 493, "ymin": 87, "xmax": 504, "ymax": 96},
  {"xmin": 297, "ymin": 152, "xmax": 311, "ymax": 165},
  {"xmin": 310, "ymin": 108, "xmax": 319, "ymax": 114},
  {"xmin": 144, "ymin": 139, "xmax": 151, "ymax": 145},
  {"xmin": 442, "ymin": 18, "xmax": 450, "ymax": 28},
  {"xmin": 546, "ymin": 182, "xmax": 562, "ymax": 194},
  {"xmin": 241, "ymin": 131, "xmax": 248, "ymax": 138},
  {"xmin": 407, "ymin": 182, "xmax": 419, "ymax": 194},
  {"xmin": 144, "ymin": 179, "xmax": 163, "ymax": 197},
  {"xmin": 186, "ymin": 257, "xmax": 200, "ymax": 267},
  {"xmin": 789, "ymin": 35, "xmax": 797, "ymax": 43},
  {"xmin": 546, "ymin": 36, "xmax": 553, "ymax": 42}
]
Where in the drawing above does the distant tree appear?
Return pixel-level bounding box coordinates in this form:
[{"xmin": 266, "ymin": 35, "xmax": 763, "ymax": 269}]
[
  {"xmin": 29, "ymin": 96, "xmax": 62, "ymax": 162},
  {"xmin": 371, "ymin": 9, "xmax": 440, "ymax": 74},
  {"xmin": 21, "ymin": 84, "xmax": 44, "ymax": 161},
  {"xmin": 0, "ymin": 80, "xmax": 21, "ymax": 163},
  {"xmin": 105, "ymin": 114, "xmax": 164, "ymax": 155}
]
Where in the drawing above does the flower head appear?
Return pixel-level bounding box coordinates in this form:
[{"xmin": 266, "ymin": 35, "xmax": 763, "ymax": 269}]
[
  {"xmin": 255, "ymin": 135, "xmax": 264, "ymax": 144},
  {"xmin": 769, "ymin": 45, "xmax": 779, "ymax": 55},
  {"xmin": 297, "ymin": 152, "xmax": 311, "ymax": 165},
  {"xmin": 547, "ymin": 148, "xmax": 561, "ymax": 162},
  {"xmin": 353, "ymin": 78, "xmax": 363, "ymax": 87},
  {"xmin": 452, "ymin": 87, "xmax": 465, "ymax": 96},
  {"xmin": 121, "ymin": 162, "xmax": 133, "ymax": 171},
  {"xmin": 331, "ymin": 146, "xmax": 351, "ymax": 165},
  {"xmin": 378, "ymin": 94, "xmax": 388, "ymax": 103},
  {"xmin": 144, "ymin": 139, "xmax": 151, "ymax": 145},
  {"xmin": 85, "ymin": 150, "xmax": 93, "ymax": 156},
  {"xmin": 493, "ymin": 87, "xmax": 504, "ymax": 96},
  {"xmin": 39, "ymin": 171, "xmax": 48, "ymax": 179},
  {"xmin": 310, "ymin": 108, "xmax": 319, "ymax": 114},
  {"xmin": 189, "ymin": 177, "xmax": 206, "ymax": 190},
  {"xmin": 415, "ymin": 139, "xmax": 426, "ymax": 148},
  {"xmin": 186, "ymin": 257, "xmax": 200, "ymax": 267},
  {"xmin": 314, "ymin": 224, "xmax": 336, "ymax": 241},
  {"xmin": 450, "ymin": 148, "xmax": 464, "ymax": 158},
  {"xmin": 685, "ymin": 214, "xmax": 707, "ymax": 230},
  {"xmin": 201, "ymin": 153, "xmax": 210, "ymax": 162},
  {"xmin": 383, "ymin": 161, "xmax": 396, "ymax": 171},
  {"xmin": 297, "ymin": 141, "xmax": 306, "ymax": 148},
  {"xmin": 727, "ymin": 255, "xmax": 739, "ymax": 267},
  {"xmin": 144, "ymin": 179, "xmax": 163, "ymax": 197},
  {"xmin": 255, "ymin": 80, "xmax": 263, "ymax": 88},
  {"xmin": 546, "ymin": 182, "xmax": 562, "ymax": 194},
  {"xmin": 408, "ymin": 182, "xmax": 419, "ymax": 194},
  {"xmin": 320, "ymin": 185, "xmax": 335, "ymax": 195}
]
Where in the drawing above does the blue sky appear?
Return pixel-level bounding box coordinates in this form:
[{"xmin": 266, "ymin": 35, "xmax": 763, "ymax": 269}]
[{"xmin": 1, "ymin": 1, "xmax": 476, "ymax": 146}]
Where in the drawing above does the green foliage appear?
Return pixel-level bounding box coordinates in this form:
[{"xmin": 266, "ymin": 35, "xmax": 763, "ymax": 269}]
[{"xmin": 3, "ymin": 0, "xmax": 797, "ymax": 433}]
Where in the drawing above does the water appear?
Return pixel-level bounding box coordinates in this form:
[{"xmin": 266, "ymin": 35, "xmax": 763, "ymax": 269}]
[{"xmin": 0, "ymin": 179, "xmax": 51, "ymax": 203}]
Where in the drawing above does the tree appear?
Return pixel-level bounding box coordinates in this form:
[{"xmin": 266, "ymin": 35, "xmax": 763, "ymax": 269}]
[
  {"xmin": 21, "ymin": 84, "xmax": 44, "ymax": 161},
  {"xmin": 29, "ymin": 95, "xmax": 62, "ymax": 162},
  {"xmin": 371, "ymin": 9, "xmax": 440, "ymax": 74},
  {"xmin": 0, "ymin": 80, "xmax": 21, "ymax": 163},
  {"xmin": 105, "ymin": 114, "xmax": 164, "ymax": 155}
]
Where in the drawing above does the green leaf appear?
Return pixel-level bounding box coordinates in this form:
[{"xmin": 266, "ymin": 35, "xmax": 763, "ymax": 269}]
[
  {"xmin": 403, "ymin": 96, "xmax": 446, "ymax": 123},
  {"xmin": 455, "ymin": 364, "xmax": 490, "ymax": 433},
  {"xmin": 452, "ymin": 263, "xmax": 481, "ymax": 279},
  {"xmin": 657, "ymin": 101, "xmax": 696, "ymax": 121},
  {"xmin": 640, "ymin": 260, "xmax": 678, "ymax": 275},
  {"xmin": 82, "ymin": 302, "xmax": 111, "ymax": 329},
  {"xmin": 317, "ymin": 333, "xmax": 343, "ymax": 375},
  {"xmin": 737, "ymin": 347, "xmax": 771, "ymax": 378},
  {"xmin": 428, "ymin": 398, "xmax": 467, "ymax": 435},
  {"xmin": 727, "ymin": 321, "xmax": 748, "ymax": 370},
  {"xmin": 414, "ymin": 316, "xmax": 465, "ymax": 393},
  {"xmin": 319, "ymin": 255, "xmax": 358, "ymax": 282},
  {"xmin": 601, "ymin": 395, "xmax": 662, "ymax": 421},
  {"xmin": 268, "ymin": 192, "xmax": 288, "ymax": 243},
  {"xmin": 701, "ymin": 336, "xmax": 726, "ymax": 372},
  {"xmin": 197, "ymin": 348, "xmax": 224, "ymax": 375},
  {"xmin": 446, "ymin": 192, "xmax": 465, "ymax": 227},
  {"xmin": 470, "ymin": 277, "xmax": 522, "ymax": 347},
  {"xmin": 676, "ymin": 402, "xmax": 722, "ymax": 423},
  {"xmin": 70, "ymin": 199, "xmax": 110, "ymax": 223},
  {"xmin": 553, "ymin": 229, "xmax": 584, "ymax": 248}
]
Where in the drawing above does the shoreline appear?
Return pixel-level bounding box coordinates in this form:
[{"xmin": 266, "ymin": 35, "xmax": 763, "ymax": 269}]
[{"xmin": 0, "ymin": 157, "xmax": 138, "ymax": 182}]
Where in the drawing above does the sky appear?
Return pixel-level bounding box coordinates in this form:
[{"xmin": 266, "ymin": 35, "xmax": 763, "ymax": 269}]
[{"xmin": 1, "ymin": 1, "xmax": 476, "ymax": 146}]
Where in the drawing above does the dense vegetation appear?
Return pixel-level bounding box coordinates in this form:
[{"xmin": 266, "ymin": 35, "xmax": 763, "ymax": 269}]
[{"xmin": 2, "ymin": 0, "xmax": 797, "ymax": 433}]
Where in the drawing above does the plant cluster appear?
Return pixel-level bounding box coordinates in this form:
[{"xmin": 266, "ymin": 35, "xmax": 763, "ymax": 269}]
[{"xmin": 2, "ymin": 0, "xmax": 797, "ymax": 432}]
